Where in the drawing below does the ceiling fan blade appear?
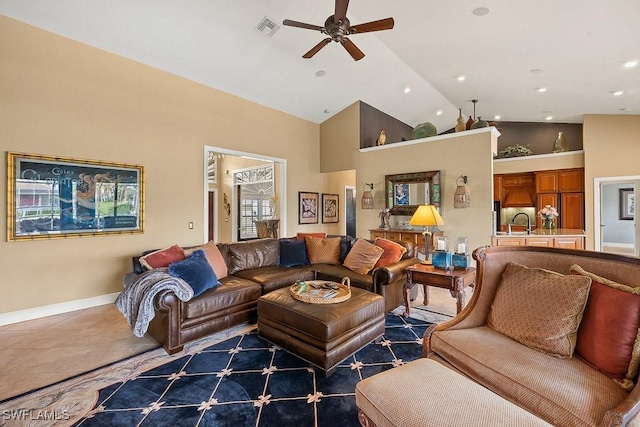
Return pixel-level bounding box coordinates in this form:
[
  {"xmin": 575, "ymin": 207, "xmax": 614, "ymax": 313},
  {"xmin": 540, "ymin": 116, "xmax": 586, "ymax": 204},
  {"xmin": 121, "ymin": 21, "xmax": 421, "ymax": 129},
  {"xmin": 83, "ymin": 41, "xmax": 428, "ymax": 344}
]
[
  {"xmin": 334, "ymin": 0, "xmax": 349, "ymax": 24},
  {"xmin": 303, "ymin": 38, "xmax": 332, "ymax": 59},
  {"xmin": 349, "ymin": 17, "xmax": 395, "ymax": 34},
  {"xmin": 341, "ymin": 37, "xmax": 365, "ymax": 61},
  {"xmin": 283, "ymin": 19, "xmax": 324, "ymax": 32}
]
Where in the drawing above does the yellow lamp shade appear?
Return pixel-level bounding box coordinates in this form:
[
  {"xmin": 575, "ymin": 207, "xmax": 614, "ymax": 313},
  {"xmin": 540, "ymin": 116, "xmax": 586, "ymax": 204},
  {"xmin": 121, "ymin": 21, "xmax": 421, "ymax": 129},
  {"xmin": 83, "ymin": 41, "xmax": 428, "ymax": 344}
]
[{"xmin": 409, "ymin": 205, "xmax": 445, "ymax": 227}]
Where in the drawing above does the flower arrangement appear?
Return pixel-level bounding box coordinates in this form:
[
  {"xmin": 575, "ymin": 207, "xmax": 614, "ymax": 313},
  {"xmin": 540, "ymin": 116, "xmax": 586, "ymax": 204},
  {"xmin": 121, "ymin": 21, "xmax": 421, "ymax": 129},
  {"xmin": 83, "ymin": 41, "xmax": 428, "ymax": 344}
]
[
  {"xmin": 537, "ymin": 205, "xmax": 559, "ymax": 229},
  {"xmin": 497, "ymin": 144, "xmax": 533, "ymax": 158}
]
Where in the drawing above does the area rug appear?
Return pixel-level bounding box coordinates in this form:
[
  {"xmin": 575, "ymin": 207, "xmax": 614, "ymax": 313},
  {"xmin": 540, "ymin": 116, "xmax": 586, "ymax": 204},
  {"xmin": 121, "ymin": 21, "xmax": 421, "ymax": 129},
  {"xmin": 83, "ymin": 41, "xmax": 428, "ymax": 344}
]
[{"xmin": 70, "ymin": 313, "xmax": 431, "ymax": 426}]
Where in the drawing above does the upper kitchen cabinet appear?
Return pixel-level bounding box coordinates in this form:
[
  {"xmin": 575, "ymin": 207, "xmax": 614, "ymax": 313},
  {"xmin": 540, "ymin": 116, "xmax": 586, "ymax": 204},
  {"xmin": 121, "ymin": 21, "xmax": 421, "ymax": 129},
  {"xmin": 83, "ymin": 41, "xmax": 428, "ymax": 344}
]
[
  {"xmin": 494, "ymin": 175, "xmax": 503, "ymax": 202},
  {"xmin": 502, "ymin": 173, "xmax": 535, "ymax": 207},
  {"xmin": 535, "ymin": 168, "xmax": 584, "ymax": 193}
]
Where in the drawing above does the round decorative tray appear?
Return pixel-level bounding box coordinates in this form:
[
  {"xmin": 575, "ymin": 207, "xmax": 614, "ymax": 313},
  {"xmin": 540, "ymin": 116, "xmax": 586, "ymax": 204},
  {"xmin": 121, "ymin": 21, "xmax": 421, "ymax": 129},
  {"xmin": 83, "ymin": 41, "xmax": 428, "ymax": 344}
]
[{"xmin": 290, "ymin": 277, "xmax": 351, "ymax": 304}]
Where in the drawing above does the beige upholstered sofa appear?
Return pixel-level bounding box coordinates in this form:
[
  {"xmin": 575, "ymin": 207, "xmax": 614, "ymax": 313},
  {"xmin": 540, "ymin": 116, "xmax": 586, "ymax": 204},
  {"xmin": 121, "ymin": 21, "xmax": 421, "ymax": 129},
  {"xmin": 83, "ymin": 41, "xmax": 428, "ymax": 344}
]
[{"xmin": 356, "ymin": 245, "xmax": 640, "ymax": 427}]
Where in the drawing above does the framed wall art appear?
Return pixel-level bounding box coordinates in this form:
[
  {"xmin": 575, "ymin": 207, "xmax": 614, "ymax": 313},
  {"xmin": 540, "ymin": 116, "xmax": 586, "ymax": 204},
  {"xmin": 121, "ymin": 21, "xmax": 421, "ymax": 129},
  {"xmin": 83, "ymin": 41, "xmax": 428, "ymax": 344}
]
[
  {"xmin": 620, "ymin": 188, "xmax": 635, "ymax": 221},
  {"xmin": 322, "ymin": 193, "xmax": 339, "ymax": 223},
  {"xmin": 298, "ymin": 191, "xmax": 318, "ymax": 224},
  {"xmin": 7, "ymin": 152, "xmax": 144, "ymax": 241}
]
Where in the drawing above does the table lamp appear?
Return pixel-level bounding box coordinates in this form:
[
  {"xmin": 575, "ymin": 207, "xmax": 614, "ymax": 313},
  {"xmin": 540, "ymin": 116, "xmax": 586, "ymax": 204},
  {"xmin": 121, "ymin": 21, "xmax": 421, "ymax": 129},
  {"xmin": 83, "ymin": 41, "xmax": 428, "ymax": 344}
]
[{"xmin": 408, "ymin": 205, "xmax": 445, "ymax": 263}]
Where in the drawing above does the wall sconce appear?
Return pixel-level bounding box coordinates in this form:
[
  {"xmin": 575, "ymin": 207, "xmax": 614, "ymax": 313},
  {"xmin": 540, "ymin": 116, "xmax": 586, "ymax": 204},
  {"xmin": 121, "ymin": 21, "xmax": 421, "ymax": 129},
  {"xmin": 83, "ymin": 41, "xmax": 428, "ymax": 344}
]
[
  {"xmin": 361, "ymin": 183, "xmax": 374, "ymax": 209},
  {"xmin": 454, "ymin": 175, "xmax": 471, "ymax": 209},
  {"xmin": 223, "ymin": 193, "xmax": 231, "ymax": 217}
]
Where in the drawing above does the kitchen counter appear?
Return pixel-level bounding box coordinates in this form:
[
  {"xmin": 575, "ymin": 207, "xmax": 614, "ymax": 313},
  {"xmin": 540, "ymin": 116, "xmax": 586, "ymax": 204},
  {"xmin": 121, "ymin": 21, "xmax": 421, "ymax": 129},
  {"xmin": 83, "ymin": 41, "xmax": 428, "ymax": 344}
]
[{"xmin": 492, "ymin": 229, "xmax": 585, "ymax": 250}]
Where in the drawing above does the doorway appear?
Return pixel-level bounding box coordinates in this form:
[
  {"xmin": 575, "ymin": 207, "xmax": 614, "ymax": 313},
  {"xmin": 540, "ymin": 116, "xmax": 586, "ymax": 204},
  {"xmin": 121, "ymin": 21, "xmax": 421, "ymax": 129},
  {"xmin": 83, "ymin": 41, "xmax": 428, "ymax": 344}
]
[
  {"xmin": 204, "ymin": 146, "xmax": 287, "ymax": 243},
  {"xmin": 344, "ymin": 186, "xmax": 356, "ymax": 238},
  {"xmin": 594, "ymin": 176, "xmax": 638, "ymax": 256}
]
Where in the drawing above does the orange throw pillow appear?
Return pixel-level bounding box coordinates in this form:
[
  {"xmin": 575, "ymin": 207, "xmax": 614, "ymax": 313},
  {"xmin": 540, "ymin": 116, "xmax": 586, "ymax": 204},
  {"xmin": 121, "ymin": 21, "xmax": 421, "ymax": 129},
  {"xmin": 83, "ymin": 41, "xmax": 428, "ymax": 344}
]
[
  {"xmin": 374, "ymin": 238, "xmax": 407, "ymax": 268},
  {"xmin": 305, "ymin": 236, "xmax": 341, "ymax": 265},
  {"xmin": 297, "ymin": 232, "xmax": 327, "ymax": 240},
  {"xmin": 571, "ymin": 264, "xmax": 640, "ymax": 390},
  {"xmin": 184, "ymin": 241, "xmax": 228, "ymax": 279}
]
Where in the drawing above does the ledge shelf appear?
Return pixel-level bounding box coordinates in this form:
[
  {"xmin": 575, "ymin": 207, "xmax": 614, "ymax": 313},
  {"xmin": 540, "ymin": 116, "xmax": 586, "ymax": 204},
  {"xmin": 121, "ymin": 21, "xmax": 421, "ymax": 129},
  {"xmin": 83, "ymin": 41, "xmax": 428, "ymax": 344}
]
[{"xmin": 358, "ymin": 127, "xmax": 501, "ymax": 153}]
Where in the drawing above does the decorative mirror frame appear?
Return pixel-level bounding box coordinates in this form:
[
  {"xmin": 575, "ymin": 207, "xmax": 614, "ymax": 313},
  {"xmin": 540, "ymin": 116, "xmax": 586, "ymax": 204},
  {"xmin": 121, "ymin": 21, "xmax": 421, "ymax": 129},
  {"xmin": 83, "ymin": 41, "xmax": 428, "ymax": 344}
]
[
  {"xmin": 7, "ymin": 152, "xmax": 144, "ymax": 241},
  {"xmin": 385, "ymin": 170, "xmax": 441, "ymax": 215}
]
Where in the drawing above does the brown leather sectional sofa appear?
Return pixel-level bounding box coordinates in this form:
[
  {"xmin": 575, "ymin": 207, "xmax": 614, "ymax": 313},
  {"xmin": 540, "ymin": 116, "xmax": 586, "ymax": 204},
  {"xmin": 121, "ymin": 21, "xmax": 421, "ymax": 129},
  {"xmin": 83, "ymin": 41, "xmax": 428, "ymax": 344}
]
[{"xmin": 132, "ymin": 236, "xmax": 417, "ymax": 354}]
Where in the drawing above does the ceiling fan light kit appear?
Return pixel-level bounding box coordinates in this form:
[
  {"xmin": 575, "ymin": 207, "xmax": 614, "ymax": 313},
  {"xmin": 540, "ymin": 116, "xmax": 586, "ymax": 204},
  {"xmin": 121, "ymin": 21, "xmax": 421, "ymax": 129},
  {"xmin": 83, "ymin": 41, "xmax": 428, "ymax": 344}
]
[{"xmin": 283, "ymin": 0, "xmax": 394, "ymax": 61}]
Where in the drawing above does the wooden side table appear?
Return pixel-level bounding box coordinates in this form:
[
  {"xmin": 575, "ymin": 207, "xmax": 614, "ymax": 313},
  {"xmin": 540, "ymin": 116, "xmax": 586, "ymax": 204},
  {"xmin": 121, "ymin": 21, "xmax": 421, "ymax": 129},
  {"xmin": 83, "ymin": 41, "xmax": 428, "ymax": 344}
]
[{"xmin": 404, "ymin": 264, "xmax": 476, "ymax": 317}]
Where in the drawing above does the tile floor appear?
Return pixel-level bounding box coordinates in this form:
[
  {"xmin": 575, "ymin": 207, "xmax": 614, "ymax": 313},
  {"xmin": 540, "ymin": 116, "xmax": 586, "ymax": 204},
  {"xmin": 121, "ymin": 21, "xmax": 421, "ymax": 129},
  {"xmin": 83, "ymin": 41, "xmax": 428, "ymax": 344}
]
[{"xmin": 0, "ymin": 286, "xmax": 459, "ymax": 402}]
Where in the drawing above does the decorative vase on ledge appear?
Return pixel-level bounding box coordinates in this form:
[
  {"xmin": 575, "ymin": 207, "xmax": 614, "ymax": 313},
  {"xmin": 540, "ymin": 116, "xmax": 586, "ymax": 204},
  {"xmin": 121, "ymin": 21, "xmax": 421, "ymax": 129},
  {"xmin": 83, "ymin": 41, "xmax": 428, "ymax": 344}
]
[
  {"xmin": 553, "ymin": 131, "xmax": 569, "ymax": 153},
  {"xmin": 542, "ymin": 218, "xmax": 556, "ymax": 229}
]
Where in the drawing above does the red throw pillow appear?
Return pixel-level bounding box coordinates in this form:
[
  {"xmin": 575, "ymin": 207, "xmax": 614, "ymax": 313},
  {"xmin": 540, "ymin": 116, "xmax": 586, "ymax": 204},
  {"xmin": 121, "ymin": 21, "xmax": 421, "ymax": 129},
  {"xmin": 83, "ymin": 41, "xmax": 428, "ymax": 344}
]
[
  {"xmin": 139, "ymin": 244, "xmax": 185, "ymax": 270},
  {"xmin": 373, "ymin": 238, "xmax": 407, "ymax": 268},
  {"xmin": 571, "ymin": 264, "xmax": 640, "ymax": 390}
]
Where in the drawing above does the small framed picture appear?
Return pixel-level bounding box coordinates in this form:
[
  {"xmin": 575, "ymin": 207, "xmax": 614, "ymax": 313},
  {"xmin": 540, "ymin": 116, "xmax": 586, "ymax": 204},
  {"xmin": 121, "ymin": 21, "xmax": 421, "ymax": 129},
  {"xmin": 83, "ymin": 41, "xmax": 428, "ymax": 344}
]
[
  {"xmin": 620, "ymin": 188, "xmax": 635, "ymax": 220},
  {"xmin": 298, "ymin": 191, "xmax": 319, "ymax": 224},
  {"xmin": 322, "ymin": 193, "xmax": 339, "ymax": 223}
]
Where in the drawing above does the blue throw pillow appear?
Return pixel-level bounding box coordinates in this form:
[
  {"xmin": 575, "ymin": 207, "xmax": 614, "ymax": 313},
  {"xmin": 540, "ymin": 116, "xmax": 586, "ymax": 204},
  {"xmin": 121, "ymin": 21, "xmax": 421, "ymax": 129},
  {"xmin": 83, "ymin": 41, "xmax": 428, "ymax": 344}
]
[
  {"xmin": 168, "ymin": 250, "xmax": 220, "ymax": 297},
  {"xmin": 279, "ymin": 238, "xmax": 309, "ymax": 267}
]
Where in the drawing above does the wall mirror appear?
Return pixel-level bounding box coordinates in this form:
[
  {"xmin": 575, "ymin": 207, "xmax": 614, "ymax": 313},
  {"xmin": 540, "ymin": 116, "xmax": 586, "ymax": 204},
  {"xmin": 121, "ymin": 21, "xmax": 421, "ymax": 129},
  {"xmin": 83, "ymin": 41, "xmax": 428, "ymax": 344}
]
[{"xmin": 385, "ymin": 170, "xmax": 441, "ymax": 215}]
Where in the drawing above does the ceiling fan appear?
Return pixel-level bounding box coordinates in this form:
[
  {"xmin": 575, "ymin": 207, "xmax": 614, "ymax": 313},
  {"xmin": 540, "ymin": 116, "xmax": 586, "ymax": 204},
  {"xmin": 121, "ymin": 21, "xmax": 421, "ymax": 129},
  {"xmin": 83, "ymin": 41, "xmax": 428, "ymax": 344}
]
[{"xmin": 282, "ymin": 0, "xmax": 394, "ymax": 61}]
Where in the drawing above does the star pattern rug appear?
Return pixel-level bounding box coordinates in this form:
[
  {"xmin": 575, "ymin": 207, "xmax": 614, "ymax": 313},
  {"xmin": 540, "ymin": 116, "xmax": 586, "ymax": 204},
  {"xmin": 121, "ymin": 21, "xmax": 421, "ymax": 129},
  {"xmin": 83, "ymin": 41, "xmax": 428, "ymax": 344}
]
[{"xmin": 72, "ymin": 313, "xmax": 431, "ymax": 427}]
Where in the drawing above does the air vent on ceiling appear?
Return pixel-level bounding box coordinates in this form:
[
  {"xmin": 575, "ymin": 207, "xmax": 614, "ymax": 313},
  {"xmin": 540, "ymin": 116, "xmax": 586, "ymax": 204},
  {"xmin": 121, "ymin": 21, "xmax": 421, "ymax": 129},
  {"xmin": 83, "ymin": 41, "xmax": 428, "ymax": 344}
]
[{"xmin": 256, "ymin": 17, "xmax": 280, "ymax": 37}]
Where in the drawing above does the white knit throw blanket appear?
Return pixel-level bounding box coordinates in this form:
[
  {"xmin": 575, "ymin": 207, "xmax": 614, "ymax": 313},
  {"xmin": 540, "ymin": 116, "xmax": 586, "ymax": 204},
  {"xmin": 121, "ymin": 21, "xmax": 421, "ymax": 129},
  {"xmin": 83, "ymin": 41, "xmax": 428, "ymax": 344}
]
[{"xmin": 116, "ymin": 268, "xmax": 194, "ymax": 338}]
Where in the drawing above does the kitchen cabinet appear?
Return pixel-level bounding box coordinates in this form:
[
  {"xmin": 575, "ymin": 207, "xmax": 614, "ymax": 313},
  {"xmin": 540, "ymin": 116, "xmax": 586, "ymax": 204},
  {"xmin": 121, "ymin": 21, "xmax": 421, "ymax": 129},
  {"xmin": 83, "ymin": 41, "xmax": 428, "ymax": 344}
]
[
  {"xmin": 535, "ymin": 168, "xmax": 584, "ymax": 193},
  {"xmin": 492, "ymin": 232, "xmax": 584, "ymax": 250},
  {"xmin": 561, "ymin": 193, "xmax": 584, "ymax": 230},
  {"xmin": 494, "ymin": 175, "xmax": 503, "ymax": 202}
]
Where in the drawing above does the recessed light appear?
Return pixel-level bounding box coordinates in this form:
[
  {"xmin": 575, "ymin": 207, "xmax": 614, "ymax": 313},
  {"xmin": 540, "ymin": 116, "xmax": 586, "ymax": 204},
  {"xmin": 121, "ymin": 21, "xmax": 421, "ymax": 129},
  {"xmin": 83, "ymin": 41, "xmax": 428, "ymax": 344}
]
[
  {"xmin": 457, "ymin": 75, "xmax": 466, "ymax": 81},
  {"xmin": 530, "ymin": 68, "xmax": 544, "ymax": 74},
  {"xmin": 404, "ymin": 87, "xmax": 411, "ymax": 94},
  {"xmin": 619, "ymin": 107, "xmax": 631, "ymax": 111},
  {"xmin": 494, "ymin": 115, "xmax": 501, "ymax": 120},
  {"xmin": 545, "ymin": 116, "xmax": 553, "ymax": 121},
  {"xmin": 323, "ymin": 109, "xmax": 331, "ymax": 114},
  {"xmin": 624, "ymin": 60, "xmax": 638, "ymax": 68},
  {"xmin": 315, "ymin": 70, "xmax": 326, "ymax": 77},
  {"xmin": 611, "ymin": 90, "xmax": 624, "ymax": 96},
  {"xmin": 436, "ymin": 110, "xmax": 443, "ymax": 116},
  {"xmin": 472, "ymin": 7, "xmax": 490, "ymax": 16},
  {"xmin": 537, "ymin": 87, "xmax": 547, "ymax": 93}
]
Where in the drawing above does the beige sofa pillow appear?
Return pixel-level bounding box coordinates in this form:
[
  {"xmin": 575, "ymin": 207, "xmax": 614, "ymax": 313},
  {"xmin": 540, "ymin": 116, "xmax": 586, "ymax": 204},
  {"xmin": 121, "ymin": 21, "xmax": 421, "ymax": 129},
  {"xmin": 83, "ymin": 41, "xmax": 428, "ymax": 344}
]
[
  {"xmin": 343, "ymin": 238, "xmax": 385, "ymax": 274},
  {"xmin": 487, "ymin": 262, "xmax": 592, "ymax": 359}
]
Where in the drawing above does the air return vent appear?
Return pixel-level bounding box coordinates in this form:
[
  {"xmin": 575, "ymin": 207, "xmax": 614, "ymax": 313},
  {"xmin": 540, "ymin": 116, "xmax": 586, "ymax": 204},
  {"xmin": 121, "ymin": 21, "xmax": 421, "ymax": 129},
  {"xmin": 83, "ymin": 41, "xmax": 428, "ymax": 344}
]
[{"xmin": 256, "ymin": 17, "xmax": 280, "ymax": 37}]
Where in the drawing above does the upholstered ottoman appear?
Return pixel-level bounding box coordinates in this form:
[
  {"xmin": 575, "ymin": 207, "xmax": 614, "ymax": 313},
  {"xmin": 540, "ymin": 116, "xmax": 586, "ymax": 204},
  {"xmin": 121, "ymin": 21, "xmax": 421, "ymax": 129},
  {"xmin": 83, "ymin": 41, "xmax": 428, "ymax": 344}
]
[
  {"xmin": 355, "ymin": 358, "xmax": 551, "ymax": 427},
  {"xmin": 257, "ymin": 286, "xmax": 385, "ymax": 375}
]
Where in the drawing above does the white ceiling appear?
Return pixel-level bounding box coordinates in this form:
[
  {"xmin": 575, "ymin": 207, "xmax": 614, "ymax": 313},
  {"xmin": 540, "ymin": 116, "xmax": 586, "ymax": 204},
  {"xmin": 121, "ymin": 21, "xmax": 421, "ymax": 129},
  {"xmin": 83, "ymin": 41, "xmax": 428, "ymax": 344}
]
[{"xmin": 1, "ymin": 1, "xmax": 639, "ymax": 132}]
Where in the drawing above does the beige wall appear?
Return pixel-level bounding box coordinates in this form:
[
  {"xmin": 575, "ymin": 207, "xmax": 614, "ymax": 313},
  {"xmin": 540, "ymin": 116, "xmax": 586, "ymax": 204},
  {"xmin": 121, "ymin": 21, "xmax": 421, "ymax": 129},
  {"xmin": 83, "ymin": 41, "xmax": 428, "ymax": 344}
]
[
  {"xmin": 493, "ymin": 151, "xmax": 585, "ymax": 175},
  {"xmin": 320, "ymin": 101, "xmax": 360, "ymax": 173},
  {"xmin": 0, "ymin": 16, "xmax": 331, "ymax": 313},
  {"xmin": 583, "ymin": 114, "xmax": 640, "ymax": 249},
  {"xmin": 321, "ymin": 120, "xmax": 499, "ymax": 258}
]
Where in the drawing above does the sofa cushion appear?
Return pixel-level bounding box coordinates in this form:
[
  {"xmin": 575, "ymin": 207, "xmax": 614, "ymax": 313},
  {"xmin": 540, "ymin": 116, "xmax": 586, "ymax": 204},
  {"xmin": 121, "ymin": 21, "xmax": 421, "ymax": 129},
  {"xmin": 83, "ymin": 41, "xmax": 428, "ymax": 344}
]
[
  {"xmin": 234, "ymin": 265, "xmax": 314, "ymax": 294},
  {"xmin": 183, "ymin": 241, "xmax": 228, "ymax": 279},
  {"xmin": 168, "ymin": 250, "xmax": 219, "ymax": 297},
  {"xmin": 314, "ymin": 264, "xmax": 374, "ymax": 292},
  {"xmin": 430, "ymin": 326, "xmax": 629, "ymax": 427},
  {"xmin": 328, "ymin": 235, "xmax": 356, "ymax": 263},
  {"xmin": 278, "ymin": 238, "xmax": 309, "ymax": 267},
  {"xmin": 373, "ymin": 238, "xmax": 407, "ymax": 268},
  {"xmin": 182, "ymin": 275, "xmax": 262, "ymax": 320},
  {"xmin": 297, "ymin": 232, "xmax": 327, "ymax": 240},
  {"xmin": 571, "ymin": 264, "xmax": 640, "ymax": 390},
  {"xmin": 140, "ymin": 244, "xmax": 185, "ymax": 270},
  {"xmin": 305, "ymin": 236, "xmax": 341, "ymax": 265},
  {"xmin": 343, "ymin": 238, "xmax": 384, "ymax": 275},
  {"xmin": 487, "ymin": 262, "xmax": 591, "ymax": 358},
  {"xmin": 227, "ymin": 239, "xmax": 279, "ymax": 275}
]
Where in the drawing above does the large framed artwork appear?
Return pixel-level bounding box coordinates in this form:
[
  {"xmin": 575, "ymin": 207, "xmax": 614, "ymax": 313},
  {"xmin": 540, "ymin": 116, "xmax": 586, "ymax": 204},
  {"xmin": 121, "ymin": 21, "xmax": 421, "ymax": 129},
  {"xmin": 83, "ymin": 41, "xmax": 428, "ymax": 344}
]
[
  {"xmin": 7, "ymin": 152, "xmax": 144, "ymax": 241},
  {"xmin": 298, "ymin": 191, "xmax": 319, "ymax": 224},
  {"xmin": 620, "ymin": 188, "xmax": 635, "ymax": 221},
  {"xmin": 322, "ymin": 193, "xmax": 339, "ymax": 223}
]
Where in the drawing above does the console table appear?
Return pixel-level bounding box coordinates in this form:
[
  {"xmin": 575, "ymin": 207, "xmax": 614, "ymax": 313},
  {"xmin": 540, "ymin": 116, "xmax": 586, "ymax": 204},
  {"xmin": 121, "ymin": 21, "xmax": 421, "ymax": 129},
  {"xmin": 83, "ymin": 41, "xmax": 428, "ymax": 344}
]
[{"xmin": 404, "ymin": 264, "xmax": 476, "ymax": 317}]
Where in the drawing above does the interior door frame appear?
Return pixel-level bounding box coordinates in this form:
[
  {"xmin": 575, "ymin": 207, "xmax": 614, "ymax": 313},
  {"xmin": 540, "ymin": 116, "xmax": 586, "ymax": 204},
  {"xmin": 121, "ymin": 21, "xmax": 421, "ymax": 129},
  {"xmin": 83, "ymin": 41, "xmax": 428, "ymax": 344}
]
[
  {"xmin": 204, "ymin": 146, "xmax": 287, "ymax": 243},
  {"xmin": 593, "ymin": 175, "xmax": 639, "ymax": 254},
  {"xmin": 344, "ymin": 185, "xmax": 356, "ymax": 237}
]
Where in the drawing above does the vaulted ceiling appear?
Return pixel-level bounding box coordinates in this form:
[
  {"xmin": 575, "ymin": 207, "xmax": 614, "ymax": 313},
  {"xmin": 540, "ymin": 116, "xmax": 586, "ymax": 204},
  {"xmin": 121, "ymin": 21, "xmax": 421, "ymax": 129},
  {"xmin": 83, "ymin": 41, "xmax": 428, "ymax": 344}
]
[{"xmin": 2, "ymin": 1, "xmax": 638, "ymax": 132}]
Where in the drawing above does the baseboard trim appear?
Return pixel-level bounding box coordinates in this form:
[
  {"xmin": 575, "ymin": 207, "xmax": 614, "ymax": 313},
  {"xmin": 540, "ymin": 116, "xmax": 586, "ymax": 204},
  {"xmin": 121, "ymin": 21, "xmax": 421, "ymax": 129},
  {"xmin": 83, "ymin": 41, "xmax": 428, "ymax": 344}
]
[
  {"xmin": 603, "ymin": 242, "xmax": 634, "ymax": 249},
  {"xmin": 0, "ymin": 293, "xmax": 120, "ymax": 326}
]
